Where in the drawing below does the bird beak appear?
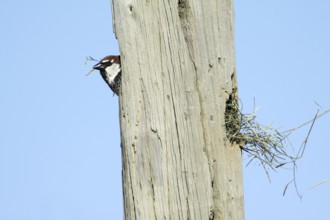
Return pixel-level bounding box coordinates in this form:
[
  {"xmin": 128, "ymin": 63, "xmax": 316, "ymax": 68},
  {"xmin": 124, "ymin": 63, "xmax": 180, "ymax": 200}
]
[
  {"xmin": 85, "ymin": 62, "xmax": 103, "ymax": 76},
  {"xmin": 92, "ymin": 62, "xmax": 106, "ymax": 70}
]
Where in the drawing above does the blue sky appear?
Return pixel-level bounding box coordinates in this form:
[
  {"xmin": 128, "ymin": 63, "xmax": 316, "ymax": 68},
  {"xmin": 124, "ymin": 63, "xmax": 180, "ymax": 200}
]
[{"xmin": 0, "ymin": 1, "xmax": 329, "ymax": 219}]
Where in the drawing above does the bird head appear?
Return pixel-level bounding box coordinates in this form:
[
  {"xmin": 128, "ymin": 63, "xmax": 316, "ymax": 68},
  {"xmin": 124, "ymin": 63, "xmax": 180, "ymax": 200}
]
[{"xmin": 93, "ymin": 55, "xmax": 121, "ymax": 71}]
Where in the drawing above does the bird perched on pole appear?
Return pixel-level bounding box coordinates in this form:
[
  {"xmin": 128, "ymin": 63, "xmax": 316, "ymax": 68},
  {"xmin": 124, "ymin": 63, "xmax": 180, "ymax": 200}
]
[{"xmin": 86, "ymin": 55, "xmax": 121, "ymax": 96}]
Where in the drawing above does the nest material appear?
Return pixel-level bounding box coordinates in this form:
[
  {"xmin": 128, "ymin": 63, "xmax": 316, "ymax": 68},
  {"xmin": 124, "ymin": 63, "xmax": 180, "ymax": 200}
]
[
  {"xmin": 224, "ymin": 90, "xmax": 329, "ymax": 197},
  {"xmin": 225, "ymin": 93, "xmax": 291, "ymax": 171}
]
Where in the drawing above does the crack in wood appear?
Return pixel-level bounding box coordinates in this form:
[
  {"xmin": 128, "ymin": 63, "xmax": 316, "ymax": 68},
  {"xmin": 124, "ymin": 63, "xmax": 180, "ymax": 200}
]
[{"xmin": 178, "ymin": 0, "xmax": 196, "ymax": 66}]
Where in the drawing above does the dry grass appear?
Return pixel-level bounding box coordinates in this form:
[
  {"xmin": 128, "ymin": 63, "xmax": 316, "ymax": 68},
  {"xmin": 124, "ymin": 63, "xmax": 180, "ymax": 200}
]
[{"xmin": 225, "ymin": 93, "xmax": 329, "ymax": 198}]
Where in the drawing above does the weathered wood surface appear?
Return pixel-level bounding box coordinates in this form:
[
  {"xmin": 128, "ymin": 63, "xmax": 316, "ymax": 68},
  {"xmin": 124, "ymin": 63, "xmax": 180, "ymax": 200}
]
[{"xmin": 112, "ymin": 0, "xmax": 244, "ymax": 219}]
